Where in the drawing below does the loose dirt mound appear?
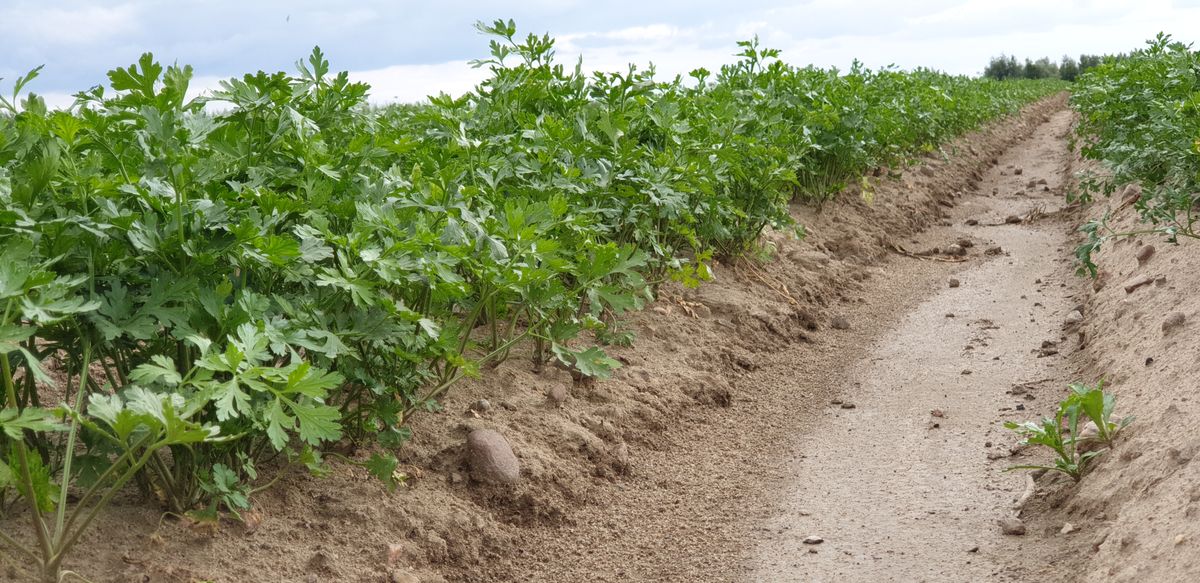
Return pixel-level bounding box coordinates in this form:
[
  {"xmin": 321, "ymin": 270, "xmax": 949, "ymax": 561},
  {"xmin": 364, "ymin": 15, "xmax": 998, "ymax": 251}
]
[{"xmin": 0, "ymin": 97, "xmax": 1067, "ymax": 583}]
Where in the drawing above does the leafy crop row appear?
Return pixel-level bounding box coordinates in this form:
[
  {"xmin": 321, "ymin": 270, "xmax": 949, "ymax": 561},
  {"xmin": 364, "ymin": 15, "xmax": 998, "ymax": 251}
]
[
  {"xmin": 0, "ymin": 20, "xmax": 1061, "ymax": 581},
  {"xmin": 1070, "ymin": 33, "xmax": 1200, "ymax": 273}
]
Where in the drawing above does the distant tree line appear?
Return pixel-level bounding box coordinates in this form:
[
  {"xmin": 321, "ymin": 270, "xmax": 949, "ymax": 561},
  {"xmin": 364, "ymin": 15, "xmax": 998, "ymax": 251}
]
[{"xmin": 983, "ymin": 54, "xmax": 1110, "ymax": 81}]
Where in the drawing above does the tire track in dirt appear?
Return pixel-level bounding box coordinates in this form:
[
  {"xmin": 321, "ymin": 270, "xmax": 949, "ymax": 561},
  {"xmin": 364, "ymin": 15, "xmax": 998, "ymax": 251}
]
[
  {"xmin": 507, "ymin": 107, "xmax": 1080, "ymax": 582},
  {"xmin": 748, "ymin": 108, "xmax": 1078, "ymax": 582}
]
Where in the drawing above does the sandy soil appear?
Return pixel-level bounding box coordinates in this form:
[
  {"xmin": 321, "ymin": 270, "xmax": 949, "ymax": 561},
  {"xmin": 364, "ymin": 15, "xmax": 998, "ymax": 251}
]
[
  {"xmin": 1008, "ymin": 135, "xmax": 1200, "ymax": 582},
  {"xmin": 12, "ymin": 94, "xmax": 1195, "ymax": 583},
  {"xmin": 747, "ymin": 109, "xmax": 1079, "ymax": 582}
]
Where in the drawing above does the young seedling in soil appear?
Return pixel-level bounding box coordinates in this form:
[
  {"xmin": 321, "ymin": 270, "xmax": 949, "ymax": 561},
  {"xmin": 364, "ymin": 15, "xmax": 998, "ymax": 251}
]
[{"xmin": 1004, "ymin": 380, "xmax": 1131, "ymax": 482}]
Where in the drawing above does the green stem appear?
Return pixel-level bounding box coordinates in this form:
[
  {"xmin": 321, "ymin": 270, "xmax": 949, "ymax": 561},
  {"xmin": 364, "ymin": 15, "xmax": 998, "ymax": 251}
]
[
  {"xmin": 61, "ymin": 434, "xmax": 154, "ymax": 536},
  {"xmin": 146, "ymin": 451, "xmax": 184, "ymax": 512},
  {"xmin": 248, "ymin": 465, "xmax": 290, "ymax": 496},
  {"xmin": 52, "ymin": 342, "xmax": 91, "ymax": 547},
  {"xmin": 1, "ymin": 351, "xmax": 53, "ymax": 561},
  {"xmin": 405, "ymin": 317, "xmax": 546, "ymax": 418},
  {"xmin": 50, "ymin": 444, "xmax": 164, "ymax": 572}
]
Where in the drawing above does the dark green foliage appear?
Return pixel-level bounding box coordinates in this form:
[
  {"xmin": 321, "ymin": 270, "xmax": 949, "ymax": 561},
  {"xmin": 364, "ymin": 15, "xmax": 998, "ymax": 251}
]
[
  {"xmin": 1059, "ymin": 56, "xmax": 1080, "ymax": 82},
  {"xmin": 1069, "ymin": 33, "xmax": 1200, "ymax": 274},
  {"xmin": 985, "ymin": 53, "xmax": 1111, "ymax": 81}
]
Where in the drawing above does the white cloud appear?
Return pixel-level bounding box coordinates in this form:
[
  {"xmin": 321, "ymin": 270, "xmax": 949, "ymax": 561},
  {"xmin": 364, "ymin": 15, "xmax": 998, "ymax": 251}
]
[
  {"xmin": 14, "ymin": 0, "xmax": 1200, "ymax": 109},
  {"xmin": 350, "ymin": 61, "xmax": 488, "ymax": 104},
  {"xmin": 1, "ymin": 3, "xmax": 142, "ymax": 45}
]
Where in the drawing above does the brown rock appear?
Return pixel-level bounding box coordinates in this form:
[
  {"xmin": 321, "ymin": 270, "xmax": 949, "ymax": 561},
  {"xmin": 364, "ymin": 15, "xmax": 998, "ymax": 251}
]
[
  {"xmin": 1014, "ymin": 168, "xmax": 1024, "ymax": 175},
  {"xmin": 1005, "ymin": 215, "xmax": 1022, "ymax": 224},
  {"xmin": 1123, "ymin": 274, "xmax": 1154, "ymax": 294},
  {"xmin": 956, "ymin": 238, "xmax": 974, "ymax": 248},
  {"xmin": 999, "ymin": 517, "xmax": 1027, "ymax": 535},
  {"xmin": 945, "ymin": 244, "xmax": 967, "ymax": 257},
  {"xmin": 1135, "ymin": 245, "xmax": 1155, "ymax": 266},
  {"xmin": 467, "ymin": 429, "xmax": 521, "ymax": 484},
  {"xmin": 831, "ymin": 316, "xmax": 851, "ymax": 330},
  {"xmin": 948, "ymin": 278, "xmax": 961, "ymax": 288},
  {"xmin": 1163, "ymin": 312, "xmax": 1186, "ymax": 335}
]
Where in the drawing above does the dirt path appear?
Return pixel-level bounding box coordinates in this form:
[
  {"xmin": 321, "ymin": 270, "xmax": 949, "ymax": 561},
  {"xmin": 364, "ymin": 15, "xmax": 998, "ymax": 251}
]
[
  {"xmin": 510, "ymin": 108, "xmax": 1080, "ymax": 581},
  {"xmin": 749, "ymin": 108, "xmax": 1078, "ymax": 581}
]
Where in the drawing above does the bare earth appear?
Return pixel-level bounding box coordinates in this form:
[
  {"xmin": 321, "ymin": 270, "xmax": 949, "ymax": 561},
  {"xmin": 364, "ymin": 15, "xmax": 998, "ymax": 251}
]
[
  {"xmin": 748, "ymin": 109, "xmax": 1078, "ymax": 582},
  {"xmin": 7, "ymin": 96, "xmax": 1197, "ymax": 583}
]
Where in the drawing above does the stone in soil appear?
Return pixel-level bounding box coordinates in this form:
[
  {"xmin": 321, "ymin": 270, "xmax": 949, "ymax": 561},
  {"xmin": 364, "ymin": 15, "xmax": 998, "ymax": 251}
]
[
  {"xmin": 831, "ymin": 316, "xmax": 851, "ymax": 330},
  {"xmin": 802, "ymin": 536, "xmax": 824, "ymax": 545},
  {"xmin": 1162, "ymin": 312, "xmax": 1186, "ymax": 335},
  {"xmin": 948, "ymin": 278, "xmax": 961, "ymax": 288},
  {"xmin": 387, "ymin": 543, "xmax": 407, "ymax": 565},
  {"xmin": 999, "ymin": 518, "xmax": 1026, "ymax": 535},
  {"xmin": 467, "ymin": 428, "xmax": 522, "ymax": 484},
  {"xmin": 548, "ymin": 384, "xmax": 569, "ymax": 405},
  {"xmin": 469, "ymin": 399, "xmax": 491, "ymax": 413},
  {"xmin": 1123, "ymin": 274, "xmax": 1154, "ymax": 293},
  {"xmin": 1136, "ymin": 245, "xmax": 1156, "ymax": 266}
]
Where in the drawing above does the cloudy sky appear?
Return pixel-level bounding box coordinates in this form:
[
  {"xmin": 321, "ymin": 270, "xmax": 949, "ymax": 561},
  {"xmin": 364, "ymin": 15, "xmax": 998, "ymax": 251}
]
[{"xmin": 2, "ymin": 0, "xmax": 1198, "ymax": 107}]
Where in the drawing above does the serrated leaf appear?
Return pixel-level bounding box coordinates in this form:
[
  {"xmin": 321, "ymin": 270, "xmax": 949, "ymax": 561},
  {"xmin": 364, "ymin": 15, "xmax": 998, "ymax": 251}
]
[
  {"xmin": 364, "ymin": 452, "xmax": 400, "ymax": 492},
  {"xmin": 287, "ymin": 399, "xmax": 342, "ymax": 446},
  {"xmin": 285, "ymin": 363, "xmax": 344, "ymax": 398},
  {"xmin": 0, "ymin": 407, "xmax": 64, "ymax": 439},
  {"xmin": 265, "ymin": 399, "xmax": 292, "ymax": 451},
  {"xmin": 213, "ymin": 379, "xmax": 251, "ymax": 421},
  {"xmin": 130, "ymin": 354, "xmax": 183, "ymax": 386}
]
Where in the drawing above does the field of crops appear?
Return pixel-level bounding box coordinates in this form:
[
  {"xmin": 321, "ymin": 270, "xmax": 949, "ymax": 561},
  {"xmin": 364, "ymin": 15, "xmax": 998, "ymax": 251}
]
[
  {"xmin": 1070, "ymin": 33, "xmax": 1200, "ymax": 269},
  {"xmin": 0, "ymin": 21, "xmax": 1065, "ymax": 581}
]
